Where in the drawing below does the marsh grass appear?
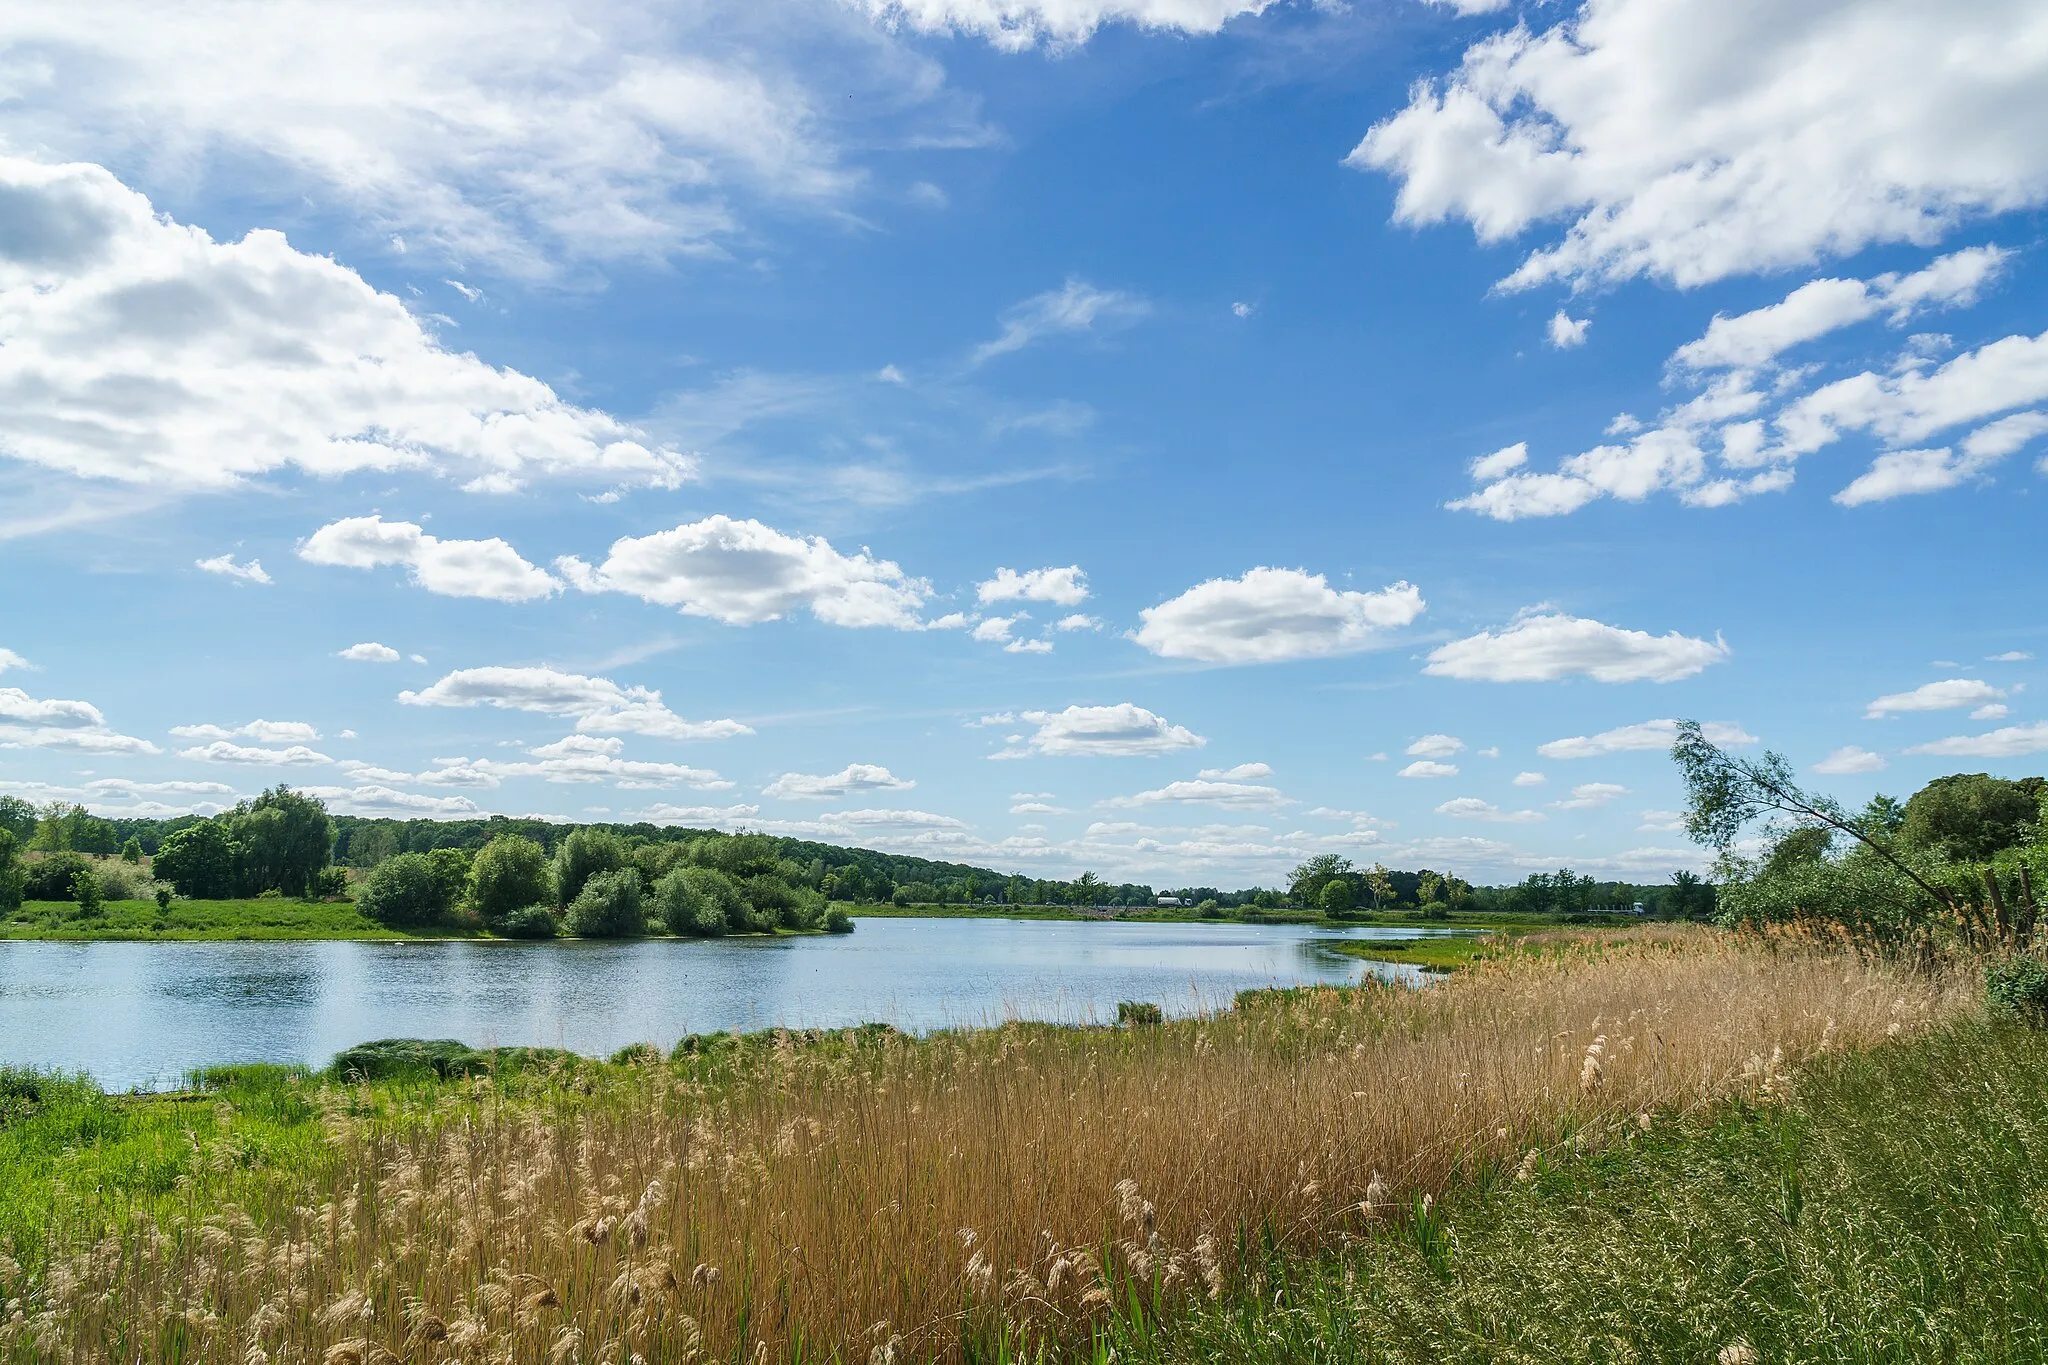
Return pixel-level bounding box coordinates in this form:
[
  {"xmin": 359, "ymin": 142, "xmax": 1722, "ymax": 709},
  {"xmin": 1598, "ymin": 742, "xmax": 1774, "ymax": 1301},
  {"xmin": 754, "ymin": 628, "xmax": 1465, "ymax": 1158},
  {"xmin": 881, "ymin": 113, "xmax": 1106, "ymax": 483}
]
[
  {"xmin": 0, "ymin": 927, "xmax": 1974, "ymax": 1362},
  {"xmin": 1103, "ymin": 1018, "xmax": 2048, "ymax": 1363}
]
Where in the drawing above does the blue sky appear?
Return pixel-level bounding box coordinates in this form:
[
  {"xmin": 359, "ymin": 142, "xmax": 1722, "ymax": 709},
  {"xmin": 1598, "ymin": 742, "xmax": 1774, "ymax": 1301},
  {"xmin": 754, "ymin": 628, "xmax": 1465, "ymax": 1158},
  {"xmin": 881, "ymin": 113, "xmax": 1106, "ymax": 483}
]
[{"xmin": 3, "ymin": 0, "xmax": 2046, "ymax": 886}]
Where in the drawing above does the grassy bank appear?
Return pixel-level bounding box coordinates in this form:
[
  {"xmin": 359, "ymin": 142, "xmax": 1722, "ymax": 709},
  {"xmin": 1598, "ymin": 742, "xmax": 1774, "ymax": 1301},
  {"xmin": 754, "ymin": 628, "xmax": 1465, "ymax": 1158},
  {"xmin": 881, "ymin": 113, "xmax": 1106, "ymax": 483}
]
[
  {"xmin": 1321, "ymin": 934, "xmax": 1496, "ymax": 972},
  {"xmin": 0, "ymin": 926, "xmax": 1972, "ymax": 1362},
  {"xmin": 1103, "ymin": 1019, "xmax": 2048, "ymax": 1363},
  {"xmin": 0, "ymin": 897, "xmax": 441, "ymax": 940}
]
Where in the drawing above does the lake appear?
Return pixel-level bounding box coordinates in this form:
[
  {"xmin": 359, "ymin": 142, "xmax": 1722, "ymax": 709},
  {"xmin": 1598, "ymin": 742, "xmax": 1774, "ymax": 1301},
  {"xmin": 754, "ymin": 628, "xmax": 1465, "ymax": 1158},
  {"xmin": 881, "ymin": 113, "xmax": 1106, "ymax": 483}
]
[{"xmin": 0, "ymin": 917, "xmax": 1452, "ymax": 1090}]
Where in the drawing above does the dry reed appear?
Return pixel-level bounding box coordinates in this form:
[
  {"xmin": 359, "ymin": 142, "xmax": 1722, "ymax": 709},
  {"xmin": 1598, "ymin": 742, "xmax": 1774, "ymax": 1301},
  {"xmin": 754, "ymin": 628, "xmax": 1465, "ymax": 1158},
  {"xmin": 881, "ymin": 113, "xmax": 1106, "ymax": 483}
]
[{"xmin": 1, "ymin": 926, "xmax": 1975, "ymax": 1363}]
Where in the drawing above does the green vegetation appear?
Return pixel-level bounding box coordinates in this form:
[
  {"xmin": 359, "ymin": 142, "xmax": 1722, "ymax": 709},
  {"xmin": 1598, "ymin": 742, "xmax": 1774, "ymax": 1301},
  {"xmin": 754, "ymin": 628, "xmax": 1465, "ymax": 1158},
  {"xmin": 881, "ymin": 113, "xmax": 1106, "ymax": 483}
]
[
  {"xmin": 1, "ymin": 897, "xmax": 452, "ymax": 940},
  {"xmin": 1321, "ymin": 933, "xmax": 1500, "ymax": 973},
  {"xmin": 1102, "ymin": 1021, "xmax": 2048, "ymax": 1364}
]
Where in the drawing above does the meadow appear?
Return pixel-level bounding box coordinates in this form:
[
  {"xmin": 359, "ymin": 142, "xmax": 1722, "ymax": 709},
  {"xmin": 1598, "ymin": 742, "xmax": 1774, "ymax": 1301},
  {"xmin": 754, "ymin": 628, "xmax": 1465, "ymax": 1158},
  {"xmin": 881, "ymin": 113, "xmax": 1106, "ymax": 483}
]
[
  {"xmin": 1, "ymin": 898, "xmax": 461, "ymax": 941},
  {"xmin": 0, "ymin": 925, "xmax": 1979, "ymax": 1362}
]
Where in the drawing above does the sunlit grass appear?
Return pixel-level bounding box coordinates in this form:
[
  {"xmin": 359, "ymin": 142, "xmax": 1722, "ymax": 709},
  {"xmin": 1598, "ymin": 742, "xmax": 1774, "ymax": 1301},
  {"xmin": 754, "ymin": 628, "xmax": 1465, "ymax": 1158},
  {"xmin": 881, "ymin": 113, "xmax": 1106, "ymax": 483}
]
[{"xmin": 0, "ymin": 926, "xmax": 1974, "ymax": 1361}]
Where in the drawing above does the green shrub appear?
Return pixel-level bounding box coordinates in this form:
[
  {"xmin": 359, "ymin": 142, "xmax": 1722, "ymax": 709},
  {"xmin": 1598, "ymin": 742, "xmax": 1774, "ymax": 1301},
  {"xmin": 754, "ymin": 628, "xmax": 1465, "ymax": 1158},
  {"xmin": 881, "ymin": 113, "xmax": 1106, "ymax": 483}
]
[
  {"xmin": 1118, "ymin": 1000, "xmax": 1164, "ymax": 1026},
  {"xmin": 328, "ymin": 1038, "xmax": 484, "ymax": 1081},
  {"xmin": 355, "ymin": 852, "xmax": 453, "ymax": 928},
  {"xmin": 309, "ymin": 866, "xmax": 351, "ymax": 899},
  {"xmin": 22, "ymin": 851, "xmax": 91, "ymax": 901},
  {"xmin": 468, "ymin": 834, "xmax": 550, "ymax": 925},
  {"xmin": 119, "ymin": 838, "xmax": 143, "ymax": 865},
  {"xmin": 554, "ymin": 827, "xmax": 627, "ymax": 906},
  {"xmin": 154, "ymin": 886, "xmax": 172, "ymax": 912},
  {"xmin": 825, "ymin": 906, "xmax": 855, "ymax": 934},
  {"xmin": 1986, "ymin": 954, "xmax": 2048, "ymax": 1022},
  {"xmin": 565, "ymin": 868, "xmax": 645, "ymax": 938},
  {"xmin": 70, "ymin": 868, "xmax": 103, "ymax": 917},
  {"xmin": 500, "ymin": 904, "xmax": 558, "ymax": 939},
  {"xmin": 669, "ymin": 866, "xmax": 745, "ymax": 935}
]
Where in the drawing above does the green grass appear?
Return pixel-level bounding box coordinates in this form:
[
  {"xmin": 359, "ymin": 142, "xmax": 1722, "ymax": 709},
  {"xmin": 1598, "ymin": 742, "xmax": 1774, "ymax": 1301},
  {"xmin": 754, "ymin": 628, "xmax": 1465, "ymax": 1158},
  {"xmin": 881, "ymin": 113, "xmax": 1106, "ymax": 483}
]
[
  {"xmin": 0, "ymin": 897, "xmax": 463, "ymax": 940},
  {"xmin": 1095, "ymin": 1020, "xmax": 2048, "ymax": 1364},
  {"xmin": 1320, "ymin": 933, "xmax": 1498, "ymax": 972}
]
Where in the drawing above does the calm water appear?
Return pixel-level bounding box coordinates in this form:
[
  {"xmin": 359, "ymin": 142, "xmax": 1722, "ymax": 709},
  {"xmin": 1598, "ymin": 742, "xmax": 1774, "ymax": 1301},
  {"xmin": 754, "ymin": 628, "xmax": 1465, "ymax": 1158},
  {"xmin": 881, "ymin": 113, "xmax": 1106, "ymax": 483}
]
[{"xmin": 0, "ymin": 918, "xmax": 1447, "ymax": 1090}]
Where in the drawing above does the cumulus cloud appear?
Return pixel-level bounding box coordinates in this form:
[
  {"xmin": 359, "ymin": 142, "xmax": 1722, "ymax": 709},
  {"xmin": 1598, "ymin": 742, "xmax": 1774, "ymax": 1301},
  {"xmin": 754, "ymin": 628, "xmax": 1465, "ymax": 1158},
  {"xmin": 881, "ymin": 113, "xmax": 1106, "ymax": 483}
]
[
  {"xmin": 1989, "ymin": 650, "xmax": 2034, "ymax": 662},
  {"xmin": 1349, "ymin": 0, "xmax": 2048, "ymax": 291},
  {"xmin": 298, "ymin": 785, "xmax": 483, "ymax": 817},
  {"xmin": 1398, "ymin": 760, "xmax": 1459, "ymax": 779},
  {"xmin": 338, "ymin": 642, "xmax": 401, "ymax": 663},
  {"xmin": 1905, "ymin": 723, "xmax": 2048, "ymax": 758},
  {"xmin": 0, "ymin": 158, "xmax": 692, "ymax": 491},
  {"xmin": 462, "ymin": 734, "xmax": 730, "ymax": 789},
  {"xmin": 0, "ymin": 2, "xmax": 898, "ymax": 276},
  {"xmin": 978, "ymin": 565, "xmax": 1089, "ymax": 606},
  {"xmin": 1132, "ymin": 568, "xmax": 1424, "ymax": 665},
  {"xmin": 1814, "ymin": 745, "xmax": 1887, "ymax": 774},
  {"xmin": 1099, "ymin": 779, "xmax": 1286, "ymax": 810},
  {"xmin": 1007, "ymin": 703, "xmax": 1205, "ymax": 758},
  {"xmin": 1548, "ymin": 311, "xmax": 1590, "ymax": 349},
  {"xmin": 1864, "ymin": 678, "xmax": 2005, "ymax": 717},
  {"xmin": 0, "ymin": 685, "xmax": 159, "ymax": 754},
  {"xmin": 1436, "ymin": 797, "xmax": 1542, "ymax": 823},
  {"xmin": 1973, "ymin": 703, "xmax": 2012, "ymax": 722},
  {"xmin": 970, "ymin": 278, "xmax": 1149, "ymax": 364},
  {"xmin": 196, "ymin": 554, "xmax": 270, "ymax": 584},
  {"xmin": 1553, "ymin": 781, "xmax": 1628, "ymax": 810},
  {"xmin": 1512, "ymin": 770, "xmax": 1546, "ymax": 786},
  {"xmin": 178, "ymin": 740, "xmax": 331, "ymax": 765},
  {"xmin": 557, "ymin": 515, "xmax": 932, "ymax": 629},
  {"xmin": 853, "ymin": 0, "xmax": 1274, "ymax": 48},
  {"xmin": 1405, "ymin": 734, "xmax": 1465, "ymax": 759},
  {"xmin": 1199, "ymin": 762, "xmax": 1273, "ymax": 780},
  {"xmin": 299, "ymin": 517, "xmax": 559, "ymax": 603},
  {"xmin": 1425, "ymin": 612, "xmax": 1729, "ymax": 683},
  {"xmin": 1055, "ymin": 614, "xmax": 1100, "ymax": 632},
  {"xmin": 1470, "ymin": 443, "xmax": 1528, "ymax": 482},
  {"xmin": 763, "ymin": 763, "xmax": 915, "ymax": 800},
  {"xmin": 1538, "ymin": 718, "xmax": 1755, "ymax": 760},
  {"xmin": 398, "ymin": 665, "xmax": 751, "ymax": 742},
  {"xmin": 171, "ymin": 719, "xmax": 321, "ymax": 744}
]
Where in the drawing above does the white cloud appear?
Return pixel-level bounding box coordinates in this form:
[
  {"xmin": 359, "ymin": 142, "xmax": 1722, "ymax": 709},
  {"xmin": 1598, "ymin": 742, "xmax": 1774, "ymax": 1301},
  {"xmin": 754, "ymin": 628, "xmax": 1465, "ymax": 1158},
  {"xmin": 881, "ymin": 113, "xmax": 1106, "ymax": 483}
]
[
  {"xmin": 1548, "ymin": 310, "xmax": 1590, "ymax": 349},
  {"xmin": 1005, "ymin": 638, "xmax": 1054, "ymax": 655},
  {"xmin": 1232, "ymin": 301, "xmax": 1254, "ymax": 319},
  {"xmin": 1905, "ymin": 723, "xmax": 2048, "ymax": 759},
  {"xmin": 1012, "ymin": 703, "xmax": 1205, "ymax": 758},
  {"xmin": 1132, "ymin": 568, "xmax": 1424, "ymax": 665},
  {"xmin": 0, "ymin": 650, "xmax": 29, "ymax": 674},
  {"xmin": 86, "ymin": 777, "xmax": 235, "ymax": 799},
  {"xmin": 196, "ymin": 554, "xmax": 271, "ymax": 584},
  {"xmin": 1783, "ymin": 329, "xmax": 2048, "ymax": 462},
  {"xmin": 398, "ymin": 665, "xmax": 751, "ymax": 741},
  {"xmin": 1436, "ymin": 797, "xmax": 1542, "ymax": 824},
  {"xmin": 1554, "ymin": 781, "xmax": 1628, "ymax": 810},
  {"xmin": 1637, "ymin": 809, "xmax": 1685, "ymax": 832},
  {"xmin": 1055, "ymin": 614, "xmax": 1100, "ymax": 632},
  {"xmin": 1834, "ymin": 447, "xmax": 1994, "ymax": 507},
  {"xmin": 298, "ymin": 785, "xmax": 483, "ymax": 817},
  {"xmin": 1469, "ymin": 443, "xmax": 1528, "ymax": 482},
  {"xmin": 171, "ymin": 719, "xmax": 320, "ymax": 744},
  {"xmin": 1010, "ymin": 800, "xmax": 1068, "ymax": 815},
  {"xmin": 1974, "ymin": 704, "xmax": 2012, "ymax": 721},
  {"xmin": 0, "ymin": 158, "xmax": 692, "ymax": 491},
  {"xmin": 978, "ymin": 565, "xmax": 1089, "ymax": 606},
  {"xmin": 1512, "ymin": 770, "xmax": 1546, "ymax": 786},
  {"xmin": 338, "ymin": 642, "xmax": 401, "ymax": 663},
  {"xmin": 299, "ymin": 517, "xmax": 559, "ymax": 603},
  {"xmin": 763, "ymin": 763, "xmax": 915, "ymax": 800},
  {"xmin": 1864, "ymin": 678, "xmax": 2004, "ymax": 718},
  {"xmin": 973, "ymin": 616, "xmax": 1021, "ymax": 643},
  {"xmin": 1673, "ymin": 249, "xmax": 2009, "ymax": 372},
  {"xmin": 1814, "ymin": 745, "xmax": 1887, "ymax": 775},
  {"xmin": 1989, "ymin": 650, "xmax": 2034, "ymax": 662},
  {"xmin": 1099, "ymin": 779, "xmax": 1286, "ymax": 810},
  {"xmin": 0, "ymin": 2, "xmax": 898, "ymax": 276},
  {"xmin": 1425, "ymin": 612, "xmax": 1729, "ymax": 684},
  {"xmin": 853, "ymin": 0, "xmax": 1274, "ymax": 49},
  {"xmin": 178, "ymin": 740, "xmax": 331, "ymax": 765},
  {"xmin": 1398, "ymin": 760, "xmax": 1459, "ymax": 779},
  {"xmin": 557, "ymin": 515, "xmax": 932, "ymax": 629},
  {"xmin": 1538, "ymin": 718, "xmax": 1756, "ymax": 760},
  {"xmin": 1405, "ymin": 734, "xmax": 1465, "ymax": 759},
  {"xmin": 1349, "ymin": 0, "xmax": 2048, "ymax": 291},
  {"xmin": 464, "ymin": 736, "xmax": 729, "ymax": 789},
  {"xmin": 970, "ymin": 278, "xmax": 1149, "ymax": 364},
  {"xmin": 1199, "ymin": 762, "xmax": 1273, "ymax": 780},
  {"xmin": 0, "ymin": 685, "xmax": 159, "ymax": 754}
]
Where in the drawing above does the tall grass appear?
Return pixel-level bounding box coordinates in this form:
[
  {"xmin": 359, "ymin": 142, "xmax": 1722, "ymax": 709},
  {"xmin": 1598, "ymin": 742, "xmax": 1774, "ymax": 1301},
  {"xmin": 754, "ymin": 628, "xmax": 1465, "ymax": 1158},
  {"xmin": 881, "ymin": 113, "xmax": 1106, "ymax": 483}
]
[{"xmin": 0, "ymin": 927, "xmax": 1973, "ymax": 1362}]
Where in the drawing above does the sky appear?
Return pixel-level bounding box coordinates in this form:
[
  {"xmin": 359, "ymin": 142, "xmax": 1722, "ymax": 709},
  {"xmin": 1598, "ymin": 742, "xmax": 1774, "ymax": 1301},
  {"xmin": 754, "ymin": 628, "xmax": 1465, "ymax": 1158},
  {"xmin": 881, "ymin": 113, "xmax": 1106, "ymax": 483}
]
[{"xmin": 2, "ymin": 0, "xmax": 2046, "ymax": 888}]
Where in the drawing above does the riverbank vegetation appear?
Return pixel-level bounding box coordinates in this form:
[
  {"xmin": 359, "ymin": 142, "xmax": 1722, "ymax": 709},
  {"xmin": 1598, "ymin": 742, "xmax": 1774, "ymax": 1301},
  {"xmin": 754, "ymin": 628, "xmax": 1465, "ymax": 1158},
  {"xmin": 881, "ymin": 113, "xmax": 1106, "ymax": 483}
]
[{"xmin": 0, "ymin": 925, "xmax": 1972, "ymax": 1361}]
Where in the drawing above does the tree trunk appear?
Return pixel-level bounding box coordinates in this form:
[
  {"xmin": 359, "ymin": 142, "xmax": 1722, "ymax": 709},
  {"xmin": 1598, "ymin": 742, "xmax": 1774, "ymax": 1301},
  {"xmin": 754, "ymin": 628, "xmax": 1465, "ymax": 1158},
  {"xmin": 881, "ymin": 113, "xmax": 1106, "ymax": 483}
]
[{"xmin": 1986, "ymin": 867, "xmax": 2012, "ymax": 947}]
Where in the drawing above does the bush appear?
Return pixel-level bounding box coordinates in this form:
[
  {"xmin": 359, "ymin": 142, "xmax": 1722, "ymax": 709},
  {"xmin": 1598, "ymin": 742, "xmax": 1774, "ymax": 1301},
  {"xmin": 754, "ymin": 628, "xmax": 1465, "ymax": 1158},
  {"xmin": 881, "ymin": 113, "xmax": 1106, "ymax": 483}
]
[
  {"xmin": 1986, "ymin": 955, "xmax": 2048, "ymax": 1022},
  {"xmin": 154, "ymin": 887, "xmax": 172, "ymax": 912},
  {"xmin": 565, "ymin": 868, "xmax": 646, "ymax": 938},
  {"xmin": 468, "ymin": 834, "xmax": 550, "ymax": 925},
  {"xmin": 89, "ymin": 859, "xmax": 151, "ymax": 902},
  {"xmin": 119, "ymin": 837, "xmax": 143, "ymax": 864},
  {"xmin": 825, "ymin": 906, "xmax": 855, "ymax": 934},
  {"xmin": 310, "ymin": 866, "xmax": 351, "ymax": 899},
  {"xmin": 654, "ymin": 866, "xmax": 724, "ymax": 936},
  {"xmin": 355, "ymin": 852, "xmax": 454, "ymax": 928},
  {"xmin": 71, "ymin": 868, "xmax": 103, "ymax": 917},
  {"xmin": 23, "ymin": 851, "xmax": 92, "ymax": 901},
  {"xmin": 500, "ymin": 904, "xmax": 559, "ymax": 939},
  {"xmin": 1118, "ymin": 1000, "xmax": 1164, "ymax": 1026},
  {"xmin": 554, "ymin": 827, "xmax": 628, "ymax": 906}
]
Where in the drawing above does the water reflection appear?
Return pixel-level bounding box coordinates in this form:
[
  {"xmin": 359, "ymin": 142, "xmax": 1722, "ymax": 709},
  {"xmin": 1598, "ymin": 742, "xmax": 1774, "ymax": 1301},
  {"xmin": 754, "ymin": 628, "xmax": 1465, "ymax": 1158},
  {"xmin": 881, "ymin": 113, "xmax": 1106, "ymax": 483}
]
[{"xmin": 0, "ymin": 918, "xmax": 1451, "ymax": 1090}]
